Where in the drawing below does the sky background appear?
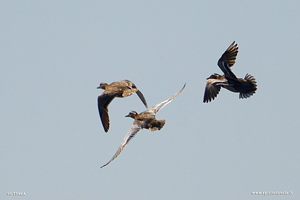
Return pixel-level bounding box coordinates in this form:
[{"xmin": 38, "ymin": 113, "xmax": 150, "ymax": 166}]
[{"xmin": 1, "ymin": 0, "xmax": 300, "ymax": 199}]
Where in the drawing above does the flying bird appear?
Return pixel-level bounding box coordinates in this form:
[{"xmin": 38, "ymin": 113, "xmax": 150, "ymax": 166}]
[
  {"xmin": 203, "ymin": 41, "xmax": 257, "ymax": 103},
  {"xmin": 97, "ymin": 80, "xmax": 148, "ymax": 132},
  {"xmin": 100, "ymin": 83, "xmax": 186, "ymax": 168}
]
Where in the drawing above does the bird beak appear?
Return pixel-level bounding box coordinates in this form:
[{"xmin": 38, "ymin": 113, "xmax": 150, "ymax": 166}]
[
  {"xmin": 97, "ymin": 86, "xmax": 101, "ymax": 89},
  {"xmin": 125, "ymin": 114, "xmax": 130, "ymax": 117}
]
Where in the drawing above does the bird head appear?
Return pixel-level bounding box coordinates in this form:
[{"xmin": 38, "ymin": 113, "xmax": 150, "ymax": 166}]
[
  {"xmin": 97, "ymin": 83, "xmax": 107, "ymax": 89},
  {"xmin": 125, "ymin": 111, "xmax": 138, "ymax": 119},
  {"xmin": 207, "ymin": 73, "xmax": 221, "ymax": 79}
]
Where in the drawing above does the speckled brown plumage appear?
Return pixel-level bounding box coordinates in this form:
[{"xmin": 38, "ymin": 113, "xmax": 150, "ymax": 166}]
[{"xmin": 97, "ymin": 80, "xmax": 147, "ymax": 132}]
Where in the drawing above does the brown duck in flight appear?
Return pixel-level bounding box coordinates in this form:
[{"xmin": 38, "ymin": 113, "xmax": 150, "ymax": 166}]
[
  {"xmin": 100, "ymin": 83, "xmax": 186, "ymax": 168},
  {"xmin": 97, "ymin": 80, "xmax": 148, "ymax": 132},
  {"xmin": 203, "ymin": 41, "xmax": 257, "ymax": 103}
]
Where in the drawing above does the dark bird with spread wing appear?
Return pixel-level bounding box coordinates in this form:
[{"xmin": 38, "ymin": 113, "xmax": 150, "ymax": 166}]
[{"xmin": 203, "ymin": 42, "xmax": 257, "ymax": 103}]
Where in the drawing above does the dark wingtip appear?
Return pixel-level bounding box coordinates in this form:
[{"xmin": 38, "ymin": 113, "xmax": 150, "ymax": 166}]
[
  {"xmin": 179, "ymin": 83, "xmax": 186, "ymax": 93},
  {"xmin": 136, "ymin": 90, "xmax": 148, "ymax": 108},
  {"xmin": 99, "ymin": 107, "xmax": 110, "ymax": 133},
  {"xmin": 203, "ymin": 95, "xmax": 211, "ymax": 103}
]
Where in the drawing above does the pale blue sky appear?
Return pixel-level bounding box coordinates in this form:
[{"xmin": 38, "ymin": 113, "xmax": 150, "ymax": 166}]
[{"xmin": 1, "ymin": 1, "xmax": 300, "ymax": 199}]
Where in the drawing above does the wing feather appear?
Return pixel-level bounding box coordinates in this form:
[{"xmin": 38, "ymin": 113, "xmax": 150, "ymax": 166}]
[
  {"xmin": 97, "ymin": 92, "xmax": 116, "ymax": 132},
  {"xmin": 149, "ymin": 83, "xmax": 186, "ymax": 115},
  {"xmin": 217, "ymin": 41, "xmax": 238, "ymax": 79},
  {"xmin": 136, "ymin": 90, "xmax": 148, "ymax": 108},
  {"xmin": 203, "ymin": 79, "xmax": 221, "ymax": 103},
  {"xmin": 100, "ymin": 124, "xmax": 141, "ymax": 168}
]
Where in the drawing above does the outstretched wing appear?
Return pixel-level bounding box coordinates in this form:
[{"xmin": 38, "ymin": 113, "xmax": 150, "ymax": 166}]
[
  {"xmin": 98, "ymin": 92, "xmax": 117, "ymax": 132},
  {"xmin": 136, "ymin": 90, "xmax": 148, "ymax": 108},
  {"xmin": 217, "ymin": 41, "xmax": 238, "ymax": 79},
  {"xmin": 203, "ymin": 78, "xmax": 221, "ymax": 103},
  {"xmin": 148, "ymin": 83, "xmax": 186, "ymax": 115},
  {"xmin": 100, "ymin": 124, "xmax": 141, "ymax": 168},
  {"xmin": 122, "ymin": 81, "xmax": 148, "ymax": 108}
]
